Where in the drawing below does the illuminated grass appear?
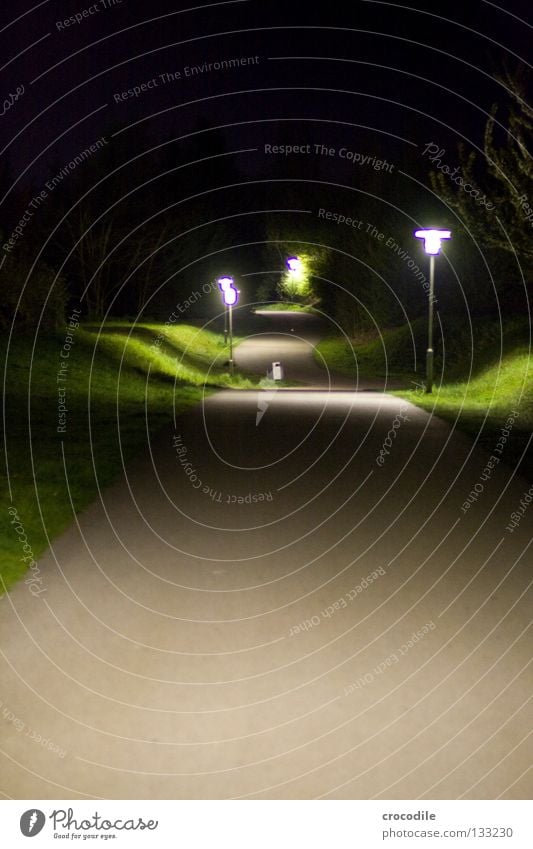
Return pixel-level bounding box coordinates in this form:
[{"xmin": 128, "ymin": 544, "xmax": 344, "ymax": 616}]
[
  {"xmin": 315, "ymin": 322, "xmax": 426, "ymax": 379},
  {"xmin": 395, "ymin": 349, "xmax": 533, "ymax": 474},
  {"xmin": 84, "ymin": 322, "xmax": 254, "ymax": 387},
  {"xmin": 317, "ymin": 323, "xmax": 532, "ymax": 476},
  {"xmin": 254, "ymin": 303, "xmax": 319, "ymax": 313}
]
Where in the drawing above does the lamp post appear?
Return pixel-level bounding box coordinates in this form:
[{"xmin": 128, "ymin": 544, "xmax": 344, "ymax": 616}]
[
  {"xmin": 217, "ymin": 275, "xmax": 234, "ymax": 344},
  {"xmin": 221, "ymin": 282, "xmax": 238, "ymax": 375},
  {"xmin": 414, "ymin": 229, "xmax": 451, "ymax": 393}
]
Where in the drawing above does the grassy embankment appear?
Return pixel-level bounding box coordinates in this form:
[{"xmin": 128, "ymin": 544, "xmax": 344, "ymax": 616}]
[
  {"xmin": 1, "ymin": 322, "xmax": 253, "ymax": 593},
  {"xmin": 316, "ymin": 318, "xmax": 532, "ymax": 477},
  {"xmin": 253, "ymin": 302, "xmax": 318, "ymax": 312}
]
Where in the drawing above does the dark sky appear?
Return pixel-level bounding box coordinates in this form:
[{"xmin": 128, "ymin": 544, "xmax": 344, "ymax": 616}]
[
  {"xmin": 0, "ymin": 0, "xmax": 530, "ymax": 304},
  {"xmin": 1, "ymin": 0, "xmax": 530, "ymax": 181}
]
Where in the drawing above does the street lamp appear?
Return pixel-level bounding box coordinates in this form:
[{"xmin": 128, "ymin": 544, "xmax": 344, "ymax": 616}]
[
  {"xmin": 286, "ymin": 256, "xmax": 302, "ymax": 273},
  {"xmin": 284, "ymin": 256, "xmax": 307, "ymax": 300},
  {"xmin": 222, "ymin": 283, "xmax": 239, "ymax": 375},
  {"xmin": 217, "ymin": 275, "xmax": 234, "ymax": 344},
  {"xmin": 414, "ymin": 228, "xmax": 451, "ymax": 393}
]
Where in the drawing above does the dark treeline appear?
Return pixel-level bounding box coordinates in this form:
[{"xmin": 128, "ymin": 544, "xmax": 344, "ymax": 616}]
[{"xmin": 1, "ymin": 72, "xmax": 530, "ymax": 338}]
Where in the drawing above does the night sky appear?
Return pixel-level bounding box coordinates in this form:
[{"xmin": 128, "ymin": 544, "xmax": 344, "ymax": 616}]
[
  {"xmin": 1, "ymin": 0, "xmax": 531, "ymax": 316},
  {"xmin": 3, "ymin": 1, "xmax": 530, "ymax": 173}
]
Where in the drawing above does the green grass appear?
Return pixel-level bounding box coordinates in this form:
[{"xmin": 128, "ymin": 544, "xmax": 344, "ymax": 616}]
[
  {"xmin": 315, "ymin": 321, "xmax": 427, "ymax": 380},
  {"xmin": 316, "ymin": 320, "xmax": 532, "ymax": 478},
  {"xmin": 395, "ymin": 348, "xmax": 533, "ymax": 478},
  {"xmin": 315, "ymin": 318, "xmax": 530, "ymax": 382},
  {"xmin": 1, "ymin": 322, "xmax": 253, "ymax": 593},
  {"xmin": 253, "ymin": 302, "xmax": 318, "ymax": 313}
]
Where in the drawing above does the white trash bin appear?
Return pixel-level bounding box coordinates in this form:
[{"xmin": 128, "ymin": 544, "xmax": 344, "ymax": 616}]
[{"xmin": 271, "ymin": 361, "xmax": 284, "ymax": 381}]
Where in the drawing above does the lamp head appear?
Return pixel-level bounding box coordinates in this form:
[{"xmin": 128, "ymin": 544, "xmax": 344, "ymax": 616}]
[
  {"xmin": 415, "ymin": 229, "xmax": 451, "ymax": 255},
  {"xmin": 223, "ymin": 285, "xmax": 238, "ymax": 306},
  {"xmin": 217, "ymin": 275, "xmax": 234, "ymax": 291},
  {"xmin": 286, "ymin": 256, "xmax": 302, "ymax": 273}
]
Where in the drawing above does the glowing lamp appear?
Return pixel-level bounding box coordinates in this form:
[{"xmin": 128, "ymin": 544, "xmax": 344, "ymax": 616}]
[
  {"xmin": 286, "ymin": 256, "xmax": 302, "ymax": 273},
  {"xmin": 223, "ymin": 285, "xmax": 238, "ymax": 306},
  {"xmin": 414, "ymin": 229, "xmax": 451, "ymax": 255},
  {"xmin": 217, "ymin": 275, "xmax": 234, "ymax": 291}
]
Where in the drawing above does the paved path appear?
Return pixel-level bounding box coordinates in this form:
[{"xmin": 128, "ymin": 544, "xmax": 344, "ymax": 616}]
[
  {"xmin": 0, "ymin": 312, "xmax": 531, "ymax": 799},
  {"xmin": 235, "ymin": 309, "xmax": 392, "ymax": 389}
]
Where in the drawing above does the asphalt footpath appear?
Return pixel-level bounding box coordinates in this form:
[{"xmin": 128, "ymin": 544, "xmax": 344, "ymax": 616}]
[{"xmin": 0, "ymin": 311, "xmax": 530, "ymax": 799}]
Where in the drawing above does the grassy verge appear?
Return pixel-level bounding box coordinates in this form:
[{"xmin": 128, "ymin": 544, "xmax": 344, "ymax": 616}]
[
  {"xmin": 1, "ymin": 322, "xmax": 253, "ymax": 593},
  {"xmin": 315, "ymin": 318, "xmax": 530, "ymax": 381},
  {"xmin": 253, "ymin": 302, "xmax": 318, "ymax": 313},
  {"xmin": 316, "ymin": 320, "xmax": 532, "ymax": 478},
  {"xmin": 394, "ymin": 349, "xmax": 533, "ymax": 479},
  {"xmin": 315, "ymin": 320, "xmax": 427, "ymax": 380}
]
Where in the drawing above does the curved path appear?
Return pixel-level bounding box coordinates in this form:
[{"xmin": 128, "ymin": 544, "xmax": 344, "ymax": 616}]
[
  {"xmin": 0, "ymin": 312, "xmax": 531, "ymax": 800},
  {"xmin": 235, "ymin": 309, "xmax": 392, "ymax": 389}
]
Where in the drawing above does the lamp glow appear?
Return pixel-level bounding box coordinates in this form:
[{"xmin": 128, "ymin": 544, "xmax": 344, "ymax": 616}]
[
  {"xmin": 286, "ymin": 256, "xmax": 302, "ymax": 273},
  {"xmin": 223, "ymin": 285, "xmax": 238, "ymax": 306},
  {"xmin": 414, "ymin": 229, "xmax": 451, "ymax": 255},
  {"xmin": 217, "ymin": 275, "xmax": 234, "ymax": 291}
]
